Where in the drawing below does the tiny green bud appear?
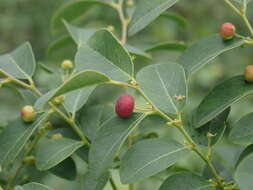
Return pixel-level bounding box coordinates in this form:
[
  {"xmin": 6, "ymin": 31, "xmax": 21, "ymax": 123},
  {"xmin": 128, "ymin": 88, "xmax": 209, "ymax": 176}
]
[
  {"xmin": 51, "ymin": 133, "xmax": 63, "ymax": 139},
  {"xmin": 107, "ymin": 25, "xmax": 114, "ymax": 32},
  {"xmin": 52, "ymin": 95, "xmax": 65, "ymax": 105},
  {"xmin": 21, "ymin": 105, "xmax": 37, "ymax": 122},
  {"xmin": 44, "ymin": 121, "xmax": 53, "ymax": 130},
  {"xmin": 127, "ymin": 0, "xmax": 134, "ymax": 6},
  {"xmin": 23, "ymin": 156, "xmax": 36, "ymax": 164},
  {"xmin": 61, "ymin": 59, "xmax": 73, "ymax": 70}
]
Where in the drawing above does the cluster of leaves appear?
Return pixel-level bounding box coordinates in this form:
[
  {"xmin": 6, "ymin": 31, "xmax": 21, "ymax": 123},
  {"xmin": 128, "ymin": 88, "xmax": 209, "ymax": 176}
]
[{"xmin": 1, "ymin": 0, "xmax": 253, "ymax": 190}]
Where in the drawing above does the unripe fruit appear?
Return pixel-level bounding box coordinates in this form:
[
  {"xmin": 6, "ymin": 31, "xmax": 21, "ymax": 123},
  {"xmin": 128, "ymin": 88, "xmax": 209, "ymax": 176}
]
[
  {"xmin": 52, "ymin": 95, "xmax": 65, "ymax": 105},
  {"xmin": 61, "ymin": 60, "xmax": 73, "ymax": 70},
  {"xmin": 219, "ymin": 22, "xmax": 235, "ymax": 40},
  {"xmin": 51, "ymin": 133, "xmax": 63, "ymax": 139},
  {"xmin": 21, "ymin": 105, "xmax": 37, "ymax": 122},
  {"xmin": 115, "ymin": 94, "xmax": 135, "ymax": 118},
  {"xmin": 127, "ymin": 0, "xmax": 134, "ymax": 6},
  {"xmin": 244, "ymin": 65, "xmax": 253, "ymax": 82}
]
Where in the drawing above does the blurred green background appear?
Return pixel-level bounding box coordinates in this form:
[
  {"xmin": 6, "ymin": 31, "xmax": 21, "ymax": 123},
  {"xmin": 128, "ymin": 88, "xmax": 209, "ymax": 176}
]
[{"xmin": 1, "ymin": 0, "xmax": 253, "ymax": 189}]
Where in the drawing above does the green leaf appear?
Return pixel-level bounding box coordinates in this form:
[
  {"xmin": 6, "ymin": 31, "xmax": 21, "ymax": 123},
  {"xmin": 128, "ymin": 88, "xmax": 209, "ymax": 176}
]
[
  {"xmin": 232, "ymin": 0, "xmax": 251, "ymax": 4},
  {"xmin": 50, "ymin": 0, "xmax": 113, "ymax": 33},
  {"xmin": 145, "ymin": 41, "xmax": 187, "ymax": 52},
  {"xmin": 188, "ymin": 108, "xmax": 230, "ymax": 146},
  {"xmin": 34, "ymin": 70, "xmax": 110, "ymax": 109},
  {"xmin": 125, "ymin": 44, "xmax": 152, "ymax": 59},
  {"xmin": 159, "ymin": 172, "xmax": 216, "ymax": 190},
  {"xmin": 160, "ymin": 12, "xmax": 187, "ymax": 28},
  {"xmin": 236, "ymin": 144, "xmax": 253, "ymax": 167},
  {"xmin": 120, "ymin": 138, "xmax": 189, "ymax": 184},
  {"xmin": 235, "ymin": 153, "xmax": 253, "ymax": 190},
  {"xmin": 16, "ymin": 182, "xmax": 54, "ymax": 190},
  {"xmin": 47, "ymin": 35, "xmax": 74, "ymax": 56},
  {"xmin": 75, "ymin": 29, "xmax": 134, "ymax": 81},
  {"xmin": 64, "ymin": 86, "xmax": 96, "ymax": 114},
  {"xmin": 47, "ymin": 22, "xmax": 96, "ymax": 56},
  {"xmin": 86, "ymin": 113, "xmax": 146, "ymax": 185},
  {"xmin": 64, "ymin": 22, "xmax": 96, "ymax": 47},
  {"xmin": 230, "ymin": 112, "xmax": 253, "ymax": 144},
  {"xmin": 38, "ymin": 62, "xmax": 54, "ymax": 74},
  {"xmin": 49, "ymin": 157, "xmax": 77, "ymax": 180},
  {"xmin": 83, "ymin": 171, "xmax": 109, "ymax": 190},
  {"xmin": 177, "ymin": 35, "xmax": 245, "ymax": 76},
  {"xmin": 18, "ymin": 89, "xmax": 39, "ymax": 105},
  {"xmin": 35, "ymin": 137, "xmax": 83, "ymax": 170},
  {"xmin": 0, "ymin": 113, "xmax": 49, "ymax": 168},
  {"xmin": 136, "ymin": 62, "xmax": 187, "ymax": 115},
  {"xmin": 129, "ymin": 0, "xmax": 179, "ymax": 36},
  {"xmin": 194, "ymin": 76, "xmax": 253, "ymax": 127},
  {"xmin": 79, "ymin": 104, "xmax": 115, "ymax": 141},
  {"xmin": 15, "ymin": 186, "xmax": 24, "ymax": 190},
  {"xmin": 0, "ymin": 42, "xmax": 36, "ymax": 79}
]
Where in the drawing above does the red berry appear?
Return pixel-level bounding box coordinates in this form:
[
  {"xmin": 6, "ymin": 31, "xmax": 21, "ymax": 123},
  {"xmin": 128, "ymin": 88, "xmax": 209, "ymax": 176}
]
[
  {"xmin": 115, "ymin": 94, "xmax": 135, "ymax": 118},
  {"xmin": 244, "ymin": 65, "xmax": 253, "ymax": 82},
  {"xmin": 219, "ymin": 22, "xmax": 235, "ymax": 40}
]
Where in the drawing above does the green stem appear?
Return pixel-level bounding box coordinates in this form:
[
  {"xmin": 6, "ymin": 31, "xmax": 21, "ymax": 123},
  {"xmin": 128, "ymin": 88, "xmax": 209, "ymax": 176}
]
[
  {"xmin": 224, "ymin": 0, "xmax": 241, "ymax": 16},
  {"xmin": 0, "ymin": 69, "xmax": 31, "ymax": 89},
  {"xmin": 175, "ymin": 125, "xmax": 223, "ymax": 187},
  {"xmin": 242, "ymin": 14, "xmax": 253, "ymax": 37},
  {"xmin": 112, "ymin": 0, "xmax": 223, "ymax": 187},
  {"xmin": 0, "ymin": 69, "xmax": 90, "ymax": 145},
  {"xmin": 116, "ymin": 0, "xmax": 128, "ymax": 44},
  {"xmin": 129, "ymin": 184, "xmax": 134, "ymax": 190},
  {"xmin": 109, "ymin": 178, "xmax": 118, "ymax": 190},
  {"xmin": 6, "ymin": 111, "xmax": 52, "ymax": 190},
  {"xmin": 110, "ymin": 80, "xmax": 225, "ymax": 188},
  {"xmin": 224, "ymin": 0, "xmax": 253, "ymax": 37},
  {"xmin": 27, "ymin": 84, "xmax": 90, "ymax": 145}
]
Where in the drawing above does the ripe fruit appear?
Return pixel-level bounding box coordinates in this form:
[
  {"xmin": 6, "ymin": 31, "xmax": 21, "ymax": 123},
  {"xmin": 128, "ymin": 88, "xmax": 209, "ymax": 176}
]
[
  {"xmin": 115, "ymin": 94, "xmax": 135, "ymax": 118},
  {"xmin": 52, "ymin": 95, "xmax": 65, "ymax": 105},
  {"xmin": 244, "ymin": 65, "xmax": 253, "ymax": 82},
  {"xmin": 61, "ymin": 59, "xmax": 73, "ymax": 70},
  {"xmin": 21, "ymin": 105, "xmax": 37, "ymax": 122},
  {"xmin": 219, "ymin": 22, "xmax": 235, "ymax": 40}
]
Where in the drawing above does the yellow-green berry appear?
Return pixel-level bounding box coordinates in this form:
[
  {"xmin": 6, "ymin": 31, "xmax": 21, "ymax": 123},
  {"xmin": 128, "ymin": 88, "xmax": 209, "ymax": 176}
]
[
  {"xmin": 52, "ymin": 95, "xmax": 65, "ymax": 105},
  {"xmin": 21, "ymin": 105, "xmax": 37, "ymax": 122},
  {"xmin": 61, "ymin": 60, "xmax": 73, "ymax": 70}
]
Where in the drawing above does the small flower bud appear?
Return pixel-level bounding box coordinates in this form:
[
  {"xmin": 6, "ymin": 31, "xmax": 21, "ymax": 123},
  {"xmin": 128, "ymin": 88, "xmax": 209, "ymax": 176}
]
[
  {"xmin": 21, "ymin": 105, "xmax": 37, "ymax": 122},
  {"xmin": 51, "ymin": 133, "xmax": 63, "ymax": 139},
  {"xmin": 23, "ymin": 156, "xmax": 36, "ymax": 164},
  {"xmin": 44, "ymin": 122, "xmax": 53, "ymax": 130},
  {"xmin": 107, "ymin": 25, "xmax": 114, "ymax": 32},
  {"xmin": 127, "ymin": 0, "xmax": 134, "ymax": 6},
  {"xmin": 52, "ymin": 95, "xmax": 65, "ymax": 105},
  {"xmin": 61, "ymin": 60, "xmax": 73, "ymax": 70}
]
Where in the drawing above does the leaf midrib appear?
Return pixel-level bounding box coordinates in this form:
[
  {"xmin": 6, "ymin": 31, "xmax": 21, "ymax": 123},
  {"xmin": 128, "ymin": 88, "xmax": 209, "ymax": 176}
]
[
  {"xmin": 126, "ymin": 146, "xmax": 187, "ymax": 182},
  {"xmin": 1, "ymin": 114, "xmax": 47, "ymax": 166},
  {"xmin": 130, "ymin": 0, "xmax": 177, "ymax": 34},
  {"xmin": 81, "ymin": 46, "xmax": 132, "ymax": 80},
  {"xmin": 155, "ymin": 66, "xmax": 178, "ymax": 112},
  {"xmin": 39, "ymin": 141, "xmax": 83, "ymax": 170},
  {"xmin": 189, "ymin": 39, "xmax": 244, "ymax": 74},
  {"xmin": 7, "ymin": 54, "xmax": 30, "ymax": 79},
  {"xmin": 92, "ymin": 114, "xmax": 146, "ymax": 173}
]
